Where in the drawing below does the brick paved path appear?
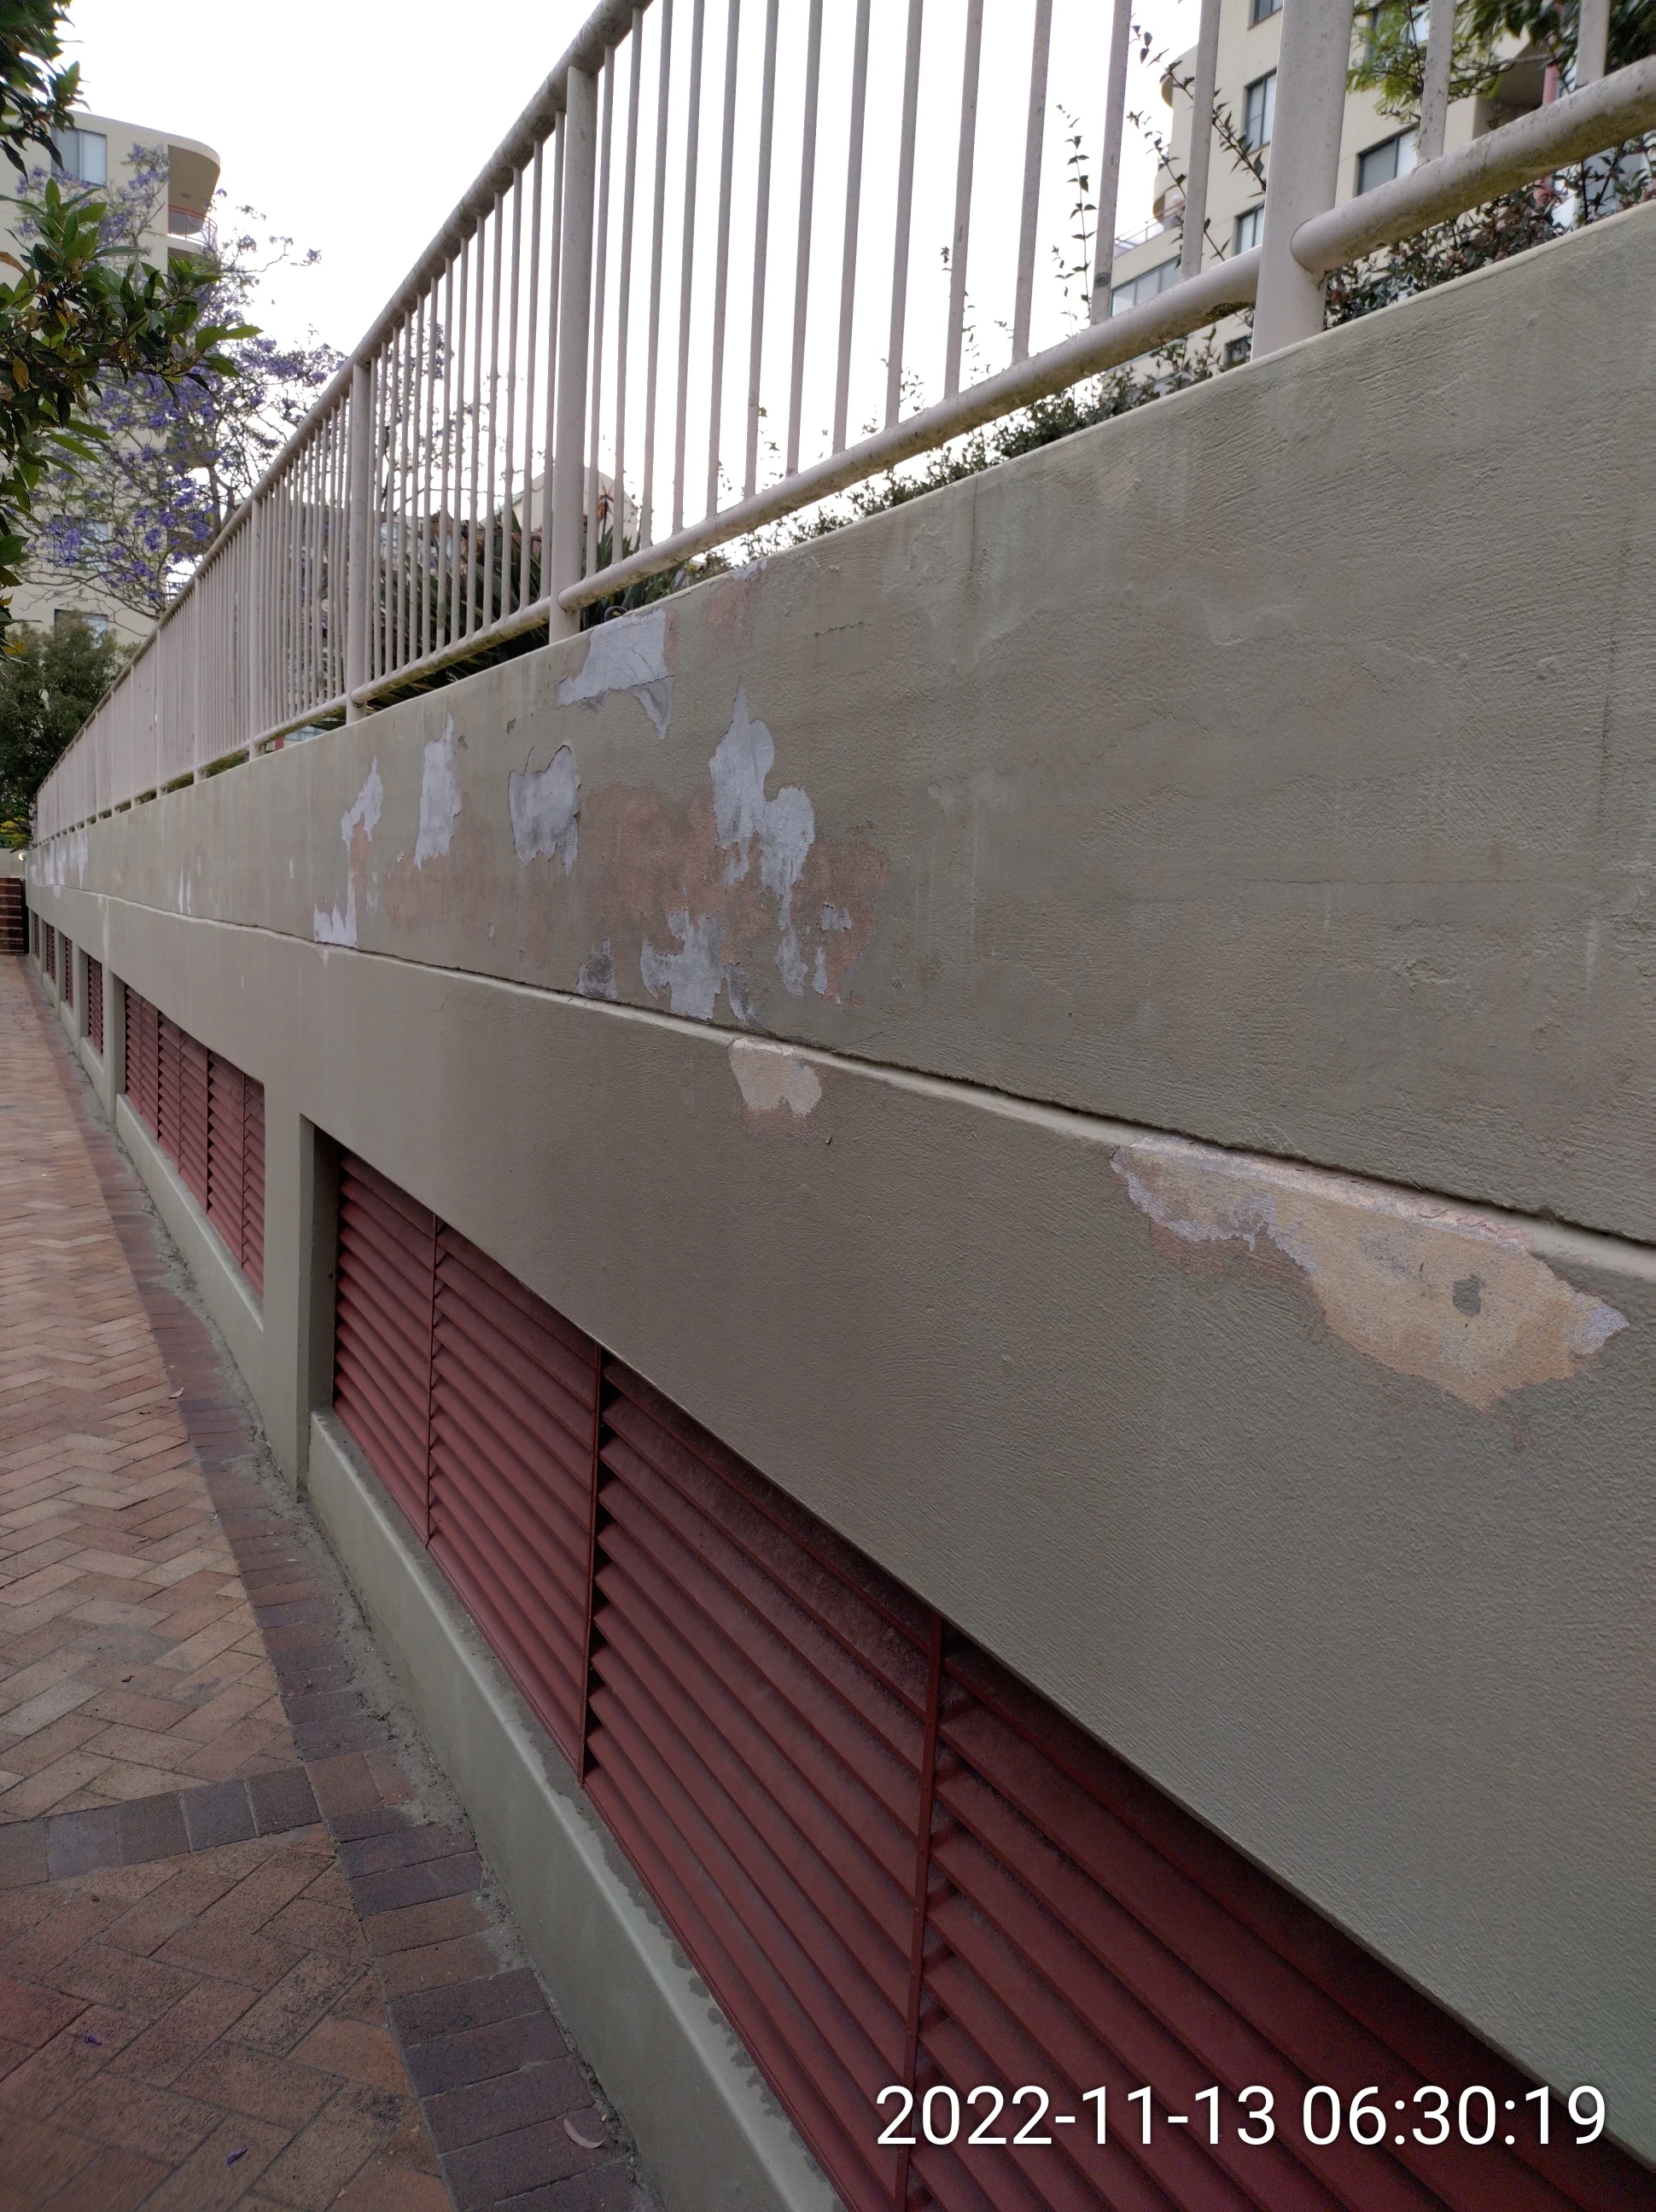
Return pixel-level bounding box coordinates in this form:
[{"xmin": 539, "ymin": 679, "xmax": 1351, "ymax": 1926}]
[{"xmin": 0, "ymin": 962, "xmax": 650, "ymax": 2212}]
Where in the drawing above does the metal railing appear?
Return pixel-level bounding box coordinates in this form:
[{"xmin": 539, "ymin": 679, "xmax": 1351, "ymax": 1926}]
[{"xmin": 32, "ymin": 0, "xmax": 1656, "ymax": 844}]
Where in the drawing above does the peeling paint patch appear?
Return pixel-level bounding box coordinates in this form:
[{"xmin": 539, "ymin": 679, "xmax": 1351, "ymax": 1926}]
[
  {"xmin": 728, "ymin": 1036, "xmax": 822, "ymax": 1121},
  {"xmin": 414, "ymin": 717, "xmax": 462, "ymax": 866},
  {"xmin": 577, "ymin": 940, "xmax": 618, "ymax": 1000},
  {"xmin": 640, "ymin": 909, "xmax": 726, "ymax": 1020},
  {"xmin": 1112, "ymin": 1133, "xmax": 1628, "ymax": 1412},
  {"xmin": 557, "ymin": 605, "xmax": 673, "ymax": 737},
  {"xmin": 712, "ymin": 684, "xmax": 815, "ymax": 997},
  {"xmin": 509, "ymin": 744, "xmax": 580, "ymax": 871},
  {"xmin": 313, "ymin": 760, "xmax": 382, "ymax": 946}
]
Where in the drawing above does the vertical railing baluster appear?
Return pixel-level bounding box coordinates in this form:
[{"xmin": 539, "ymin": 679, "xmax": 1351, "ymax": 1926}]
[
  {"xmin": 642, "ymin": 0, "xmax": 674, "ymax": 546},
  {"xmin": 1089, "ymin": 0, "xmax": 1134, "ymax": 323},
  {"xmin": 345, "ymin": 367, "xmax": 370, "ymax": 722},
  {"xmin": 504, "ymin": 175, "xmax": 523, "ymax": 614},
  {"xmin": 743, "ymin": 0, "xmax": 780, "ymax": 497},
  {"xmin": 1577, "ymin": 0, "xmax": 1610, "ymax": 84},
  {"xmin": 672, "ymin": 0, "xmax": 706, "ymax": 536},
  {"xmin": 706, "ymin": 0, "xmax": 741, "ymax": 517},
  {"xmin": 885, "ymin": 0, "xmax": 924, "ymax": 429},
  {"xmin": 1416, "ymin": 0, "xmax": 1454, "ymax": 162},
  {"xmin": 612, "ymin": 14, "xmax": 644, "ymax": 566},
  {"xmin": 1181, "ymin": 0, "xmax": 1223, "ymax": 278},
  {"xmin": 1012, "ymin": 0, "xmax": 1053, "ymax": 363},
  {"xmin": 832, "ymin": 0, "xmax": 872, "ymax": 452},
  {"xmin": 785, "ymin": 0, "xmax": 824, "ymax": 474},
  {"xmin": 943, "ymin": 0, "xmax": 985, "ymax": 397},
  {"xmin": 521, "ymin": 143, "xmax": 545, "ymax": 606},
  {"xmin": 551, "ymin": 67, "xmax": 599, "ymax": 638},
  {"xmin": 542, "ymin": 119, "xmax": 567, "ymax": 597},
  {"xmin": 586, "ymin": 47, "xmax": 616, "ymax": 579},
  {"xmin": 1253, "ymin": 0, "xmax": 1352, "ymax": 354}
]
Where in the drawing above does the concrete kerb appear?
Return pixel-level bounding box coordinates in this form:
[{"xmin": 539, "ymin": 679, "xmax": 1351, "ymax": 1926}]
[{"xmin": 304, "ymin": 1407, "xmax": 845, "ymax": 2212}]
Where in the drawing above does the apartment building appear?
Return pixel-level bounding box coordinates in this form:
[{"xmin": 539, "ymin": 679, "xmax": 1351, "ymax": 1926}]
[
  {"xmin": 1108, "ymin": 0, "xmax": 1547, "ymax": 355},
  {"xmin": 3, "ymin": 111, "xmax": 221, "ymax": 644}
]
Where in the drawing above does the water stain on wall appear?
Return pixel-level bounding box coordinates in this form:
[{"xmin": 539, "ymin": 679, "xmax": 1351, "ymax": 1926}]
[{"xmin": 1113, "ymin": 1132, "xmax": 1628, "ymax": 1412}]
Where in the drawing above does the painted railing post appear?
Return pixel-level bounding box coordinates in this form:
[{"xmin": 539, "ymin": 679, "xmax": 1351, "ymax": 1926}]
[
  {"xmin": 1181, "ymin": 0, "xmax": 1224, "ymax": 279},
  {"xmin": 345, "ymin": 361, "xmax": 373, "ymax": 722},
  {"xmin": 1577, "ymin": 0, "xmax": 1611, "ymax": 84},
  {"xmin": 551, "ymin": 67, "xmax": 599, "ymax": 642},
  {"xmin": 1416, "ymin": 0, "xmax": 1455, "ymax": 162},
  {"xmin": 1251, "ymin": 0, "xmax": 1353, "ymax": 357},
  {"xmin": 1088, "ymin": 0, "xmax": 1134, "ymax": 322},
  {"xmin": 247, "ymin": 498, "xmax": 265, "ymax": 752}
]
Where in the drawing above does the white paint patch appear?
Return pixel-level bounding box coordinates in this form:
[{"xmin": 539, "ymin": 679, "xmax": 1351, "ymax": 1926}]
[
  {"xmin": 728, "ymin": 1038, "xmax": 823, "ymax": 1118},
  {"xmin": 711, "ymin": 684, "xmax": 815, "ymax": 997},
  {"xmin": 640, "ymin": 909, "xmax": 726, "ymax": 1020},
  {"xmin": 414, "ymin": 716, "xmax": 462, "ymax": 866},
  {"xmin": 508, "ymin": 743, "xmax": 580, "ymax": 871},
  {"xmin": 556, "ymin": 605, "xmax": 673, "ymax": 737},
  {"xmin": 313, "ymin": 760, "xmax": 383, "ymax": 947},
  {"xmin": 1112, "ymin": 1132, "xmax": 1629, "ymax": 1412}
]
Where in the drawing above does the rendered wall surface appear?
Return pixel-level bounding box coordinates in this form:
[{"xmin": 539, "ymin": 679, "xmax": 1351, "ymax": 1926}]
[{"xmin": 12, "ymin": 201, "xmax": 1656, "ymax": 2163}]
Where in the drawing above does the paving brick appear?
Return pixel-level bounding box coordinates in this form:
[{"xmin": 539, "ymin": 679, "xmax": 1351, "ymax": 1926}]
[
  {"xmin": 392, "ymin": 1969, "xmax": 545, "ymax": 2050},
  {"xmin": 253, "ymin": 2088, "xmax": 388, "ymax": 2211},
  {"xmin": 331, "ymin": 2156, "xmax": 453, "ymax": 2212},
  {"xmin": 423, "ymin": 2056, "xmax": 585, "ymax": 2152},
  {"xmin": 31, "ymin": 2141, "xmax": 171, "ymax": 2212},
  {"xmin": 442, "ymin": 2115, "xmax": 607, "ymax": 2210},
  {"xmin": 361, "ymin": 1891, "xmax": 488, "ymax": 1959},
  {"xmin": 172, "ymin": 2038, "xmax": 335, "ymax": 2130},
  {"xmin": 107, "ymin": 1974, "xmax": 256, "ymax": 2087},
  {"xmin": 288, "ymin": 2016, "xmax": 410, "ymax": 2095},
  {"xmin": 0, "ymin": 2110, "xmax": 101, "ymax": 2201},
  {"xmin": 247, "ymin": 1768, "xmax": 319, "ymax": 1837},
  {"xmin": 0, "ymin": 1977, "xmax": 87, "ymax": 2051},
  {"xmin": 0, "ymin": 1823, "xmax": 49, "ymax": 1890},
  {"xmin": 179, "ymin": 1778, "xmax": 257, "ymax": 1851},
  {"xmin": 133, "ymin": 2111, "xmax": 289, "ymax": 2212},
  {"xmin": 404, "ymin": 2010, "xmax": 569, "ymax": 2099},
  {"xmin": 377, "ymin": 1935, "xmax": 501, "ymax": 2001},
  {"xmin": 496, "ymin": 2167, "xmax": 634, "ymax": 2212},
  {"xmin": 348, "ymin": 1848, "xmax": 483, "ymax": 1918}
]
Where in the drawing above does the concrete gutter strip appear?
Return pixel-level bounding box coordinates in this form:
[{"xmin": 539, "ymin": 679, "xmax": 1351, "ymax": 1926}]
[{"xmin": 304, "ymin": 1410, "xmax": 845, "ymax": 2212}]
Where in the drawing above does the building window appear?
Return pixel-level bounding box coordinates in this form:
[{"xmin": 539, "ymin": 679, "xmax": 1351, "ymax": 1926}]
[
  {"xmin": 1233, "ymin": 205, "xmax": 1264, "ymax": 253},
  {"xmin": 1109, "ymin": 256, "xmax": 1181, "ymax": 317},
  {"xmin": 50, "ymin": 127, "xmax": 107, "ymax": 186},
  {"xmin": 1250, "ymin": 0, "xmax": 1282, "ymax": 21},
  {"xmin": 1224, "ymin": 335, "xmax": 1254, "ymax": 369},
  {"xmin": 1357, "ymin": 127, "xmax": 1419, "ymax": 194},
  {"xmin": 168, "ymin": 206, "xmax": 205, "ymax": 237},
  {"xmin": 54, "ymin": 608, "xmax": 109, "ymax": 639},
  {"xmin": 1243, "ymin": 72, "xmax": 1277, "ymax": 152}
]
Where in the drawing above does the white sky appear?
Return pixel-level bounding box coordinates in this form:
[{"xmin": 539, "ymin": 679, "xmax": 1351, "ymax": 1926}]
[{"xmin": 62, "ymin": 0, "xmax": 1194, "ymax": 364}]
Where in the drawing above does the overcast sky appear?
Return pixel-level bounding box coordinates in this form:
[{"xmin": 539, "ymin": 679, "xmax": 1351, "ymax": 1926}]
[{"xmin": 62, "ymin": 0, "xmax": 1192, "ymax": 365}]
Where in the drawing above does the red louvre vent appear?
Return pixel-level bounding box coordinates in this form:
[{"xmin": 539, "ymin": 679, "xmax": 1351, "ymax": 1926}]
[
  {"xmin": 333, "ymin": 1154, "xmax": 436, "ymax": 1540},
  {"xmin": 119, "ymin": 988, "xmax": 262, "ymax": 1294},
  {"xmin": 42, "ymin": 923, "xmax": 55, "ymax": 986},
  {"xmin": 157, "ymin": 1010, "xmax": 183, "ymax": 1161},
  {"xmin": 60, "ymin": 939, "xmax": 72, "ymax": 1009},
  {"xmin": 0, "ymin": 879, "xmax": 24, "ymax": 954},
  {"xmin": 178, "ymin": 1033, "xmax": 211, "ymax": 1209},
  {"xmin": 124, "ymin": 987, "xmax": 160, "ymax": 1132},
  {"xmin": 325, "ymin": 1155, "xmax": 1653, "ymax": 2212},
  {"xmin": 87, "ymin": 957, "xmax": 103, "ymax": 1053},
  {"xmin": 30, "ymin": 911, "xmax": 39, "ymax": 960},
  {"xmin": 429, "ymin": 1227, "xmax": 600, "ymax": 1769},
  {"xmin": 913, "ymin": 1648, "xmax": 1633, "ymax": 2212},
  {"xmin": 586, "ymin": 1363, "xmax": 932, "ymax": 2212},
  {"xmin": 241, "ymin": 1079, "xmax": 265, "ymax": 1296}
]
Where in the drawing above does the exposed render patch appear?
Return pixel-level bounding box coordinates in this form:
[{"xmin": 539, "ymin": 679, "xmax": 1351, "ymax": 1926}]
[
  {"xmin": 711, "ymin": 684, "xmax": 815, "ymax": 998},
  {"xmin": 556, "ymin": 605, "xmax": 673, "ymax": 737},
  {"xmin": 508, "ymin": 744, "xmax": 580, "ymax": 872},
  {"xmin": 640, "ymin": 910, "xmax": 726, "ymax": 1021},
  {"xmin": 413, "ymin": 716, "xmax": 462, "ymax": 867},
  {"xmin": 1112, "ymin": 1132, "xmax": 1628, "ymax": 1412},
  {"xmin": 728, "ymin": 1037, "xmax": 823, "ymax": 1120},
  {"xmin": 313, "ymin": 760, "xmax": 383, "ymax": 947},
  {"xmin": 576, "ymin": 940, "xmax": 618, "ymax": 1000}
]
